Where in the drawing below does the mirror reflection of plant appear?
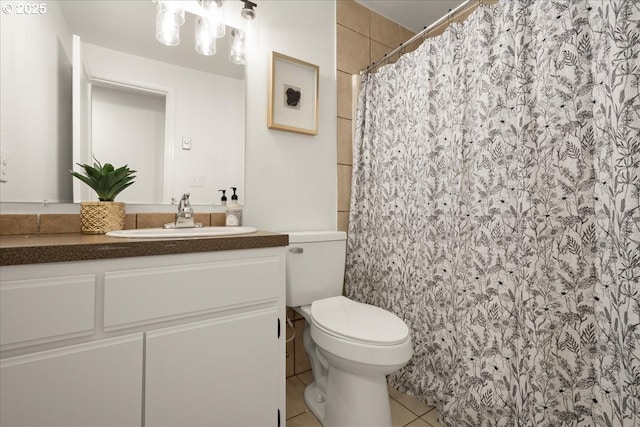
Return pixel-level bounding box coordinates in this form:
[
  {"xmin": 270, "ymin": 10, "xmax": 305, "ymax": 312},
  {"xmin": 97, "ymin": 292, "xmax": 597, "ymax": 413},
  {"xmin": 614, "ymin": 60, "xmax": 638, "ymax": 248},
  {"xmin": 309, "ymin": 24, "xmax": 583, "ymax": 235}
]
[{"xmin": 70, "ymin": 158, "xmax": 136, "ymax": 201}]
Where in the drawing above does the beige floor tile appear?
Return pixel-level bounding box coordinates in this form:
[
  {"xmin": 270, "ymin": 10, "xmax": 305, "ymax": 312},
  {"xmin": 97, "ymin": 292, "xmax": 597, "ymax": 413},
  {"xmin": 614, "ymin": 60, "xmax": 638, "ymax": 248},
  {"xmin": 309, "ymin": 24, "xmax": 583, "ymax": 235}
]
[
  {"xmin": 287, "ymin": 411, "xmax": 322, "ymax": 427},
  {"xmin": 391, "ymin": 398, "xmax": 418, "ymax": 427},
  {"xmin": 286, "ymin": 376, "xmax": 309, "ymax": 420},
  {"xmin": 297, "ymin": 370, "xmax": 315, "ymax": 386},
  {"xmin": 405, "ymin": 417, "xmax": 432, "ymax": 427},
  {"xmin": 421, "ymin": 408, "xmax": 443, "ymax": 427},
  {"xmin": 388, "ymin": 386, "xmax": 433, "ymax": 416}
]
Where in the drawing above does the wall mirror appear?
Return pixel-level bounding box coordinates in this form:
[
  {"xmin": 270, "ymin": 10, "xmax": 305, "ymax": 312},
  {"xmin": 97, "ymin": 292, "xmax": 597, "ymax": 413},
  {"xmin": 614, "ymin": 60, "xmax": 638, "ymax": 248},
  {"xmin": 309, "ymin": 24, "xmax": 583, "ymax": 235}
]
[{"xmin": 0, "ymin": 0, "xmax": 245, "ymax": 206}]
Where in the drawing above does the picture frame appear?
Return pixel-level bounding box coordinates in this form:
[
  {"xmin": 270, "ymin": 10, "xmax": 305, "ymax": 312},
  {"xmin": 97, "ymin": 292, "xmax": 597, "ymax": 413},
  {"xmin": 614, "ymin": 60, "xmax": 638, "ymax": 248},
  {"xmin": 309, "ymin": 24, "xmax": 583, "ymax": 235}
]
[{"xmin": 268, "ymin": 51, "xmax": 319, "ymax": 135}]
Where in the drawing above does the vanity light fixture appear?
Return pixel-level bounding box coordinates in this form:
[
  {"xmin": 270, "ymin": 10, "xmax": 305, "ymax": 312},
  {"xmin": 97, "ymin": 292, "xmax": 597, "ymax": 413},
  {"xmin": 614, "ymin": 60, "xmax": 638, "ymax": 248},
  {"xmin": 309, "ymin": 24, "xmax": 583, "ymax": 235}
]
[
  {"xmin": 240, "ymin": 0, "xmax": 258, "ymax": 48},
  {"xmin": 154, "ymin": 0, "xmax": 258, "ymax": 63},
  {"xmin": 228, "ymin": 1, "xmax": 256, "ymax": 65}
]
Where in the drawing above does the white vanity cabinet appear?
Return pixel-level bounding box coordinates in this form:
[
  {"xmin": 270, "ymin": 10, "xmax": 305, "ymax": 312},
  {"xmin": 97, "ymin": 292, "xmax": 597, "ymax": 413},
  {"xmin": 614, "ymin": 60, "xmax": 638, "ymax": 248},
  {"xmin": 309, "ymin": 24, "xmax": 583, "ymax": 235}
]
[{"xmin": 0, "ymin": 246, "xmax": 286, "ymax": 427}]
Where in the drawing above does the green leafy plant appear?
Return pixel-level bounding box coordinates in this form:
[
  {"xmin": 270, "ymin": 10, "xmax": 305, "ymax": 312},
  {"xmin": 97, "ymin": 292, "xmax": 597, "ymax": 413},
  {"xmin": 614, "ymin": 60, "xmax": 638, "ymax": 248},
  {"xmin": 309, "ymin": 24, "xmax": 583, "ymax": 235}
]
[{"xmin": 70, "ymin": 158, "xmax": 136, "ymax": 201}]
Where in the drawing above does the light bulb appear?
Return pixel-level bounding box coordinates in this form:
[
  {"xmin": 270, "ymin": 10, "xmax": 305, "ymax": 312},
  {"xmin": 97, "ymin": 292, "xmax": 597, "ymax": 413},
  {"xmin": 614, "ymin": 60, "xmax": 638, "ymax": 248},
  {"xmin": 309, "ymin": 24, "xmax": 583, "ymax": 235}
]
[
  {"xmin": 195, "ymin": 17, "xmax": 217, "ymax": 56},
  {"xmin": 198, "ymin": 0, "xmax": 225, "ymax": 38},
  {"xmin": 155, "ymin": 1, "xmax": 184, "ymax": 46},
  {"xmin": 213, "ymin": 1, "xmax": 226, "ymax": 38},
  {"xmin": 244, "ymin": 15, "xmax": 258, "ymax": 50},
  {"xmin": 229, "ymin": 28, "xmax": 246, "ymax": 65}
]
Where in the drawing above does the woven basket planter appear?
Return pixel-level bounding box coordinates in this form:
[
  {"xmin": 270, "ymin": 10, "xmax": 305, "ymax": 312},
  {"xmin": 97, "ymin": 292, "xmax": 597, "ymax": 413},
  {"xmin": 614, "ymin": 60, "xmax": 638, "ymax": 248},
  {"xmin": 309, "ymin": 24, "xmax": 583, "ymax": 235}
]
[{"xmin": 80, "ymin": 201, "xmax": 125, "ymax": 234}]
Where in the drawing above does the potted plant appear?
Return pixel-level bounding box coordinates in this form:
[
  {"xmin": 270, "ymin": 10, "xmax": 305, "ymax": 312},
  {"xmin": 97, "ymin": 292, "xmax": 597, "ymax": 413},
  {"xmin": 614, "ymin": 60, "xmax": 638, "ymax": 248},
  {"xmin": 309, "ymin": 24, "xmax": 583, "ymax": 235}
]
[{"xmin": 70, "ymin": 159, "xmax": 136, "ymax": 234}]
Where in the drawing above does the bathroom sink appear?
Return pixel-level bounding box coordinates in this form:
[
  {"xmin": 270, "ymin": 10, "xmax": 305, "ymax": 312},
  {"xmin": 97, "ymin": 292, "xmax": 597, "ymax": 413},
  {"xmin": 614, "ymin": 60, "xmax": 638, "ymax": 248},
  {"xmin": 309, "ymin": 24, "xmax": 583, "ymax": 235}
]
[{"xmin": 106, "ymin": 226, "xmax": 258, "ymax": 238}]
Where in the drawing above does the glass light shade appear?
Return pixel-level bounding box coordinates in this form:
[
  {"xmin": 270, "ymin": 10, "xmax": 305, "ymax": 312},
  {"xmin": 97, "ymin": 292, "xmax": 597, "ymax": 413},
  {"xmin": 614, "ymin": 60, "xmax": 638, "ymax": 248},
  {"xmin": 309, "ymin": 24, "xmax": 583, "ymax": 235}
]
[
  {"xmin": 213, "ymin": 2, "xmax": 226, "ymax": 38},
  {"xmin": 156, "ymin": 1, "xmax": 185, "ymax": 46},
  {"xmin": 244, "ymin": 15, "xmax": 258, "ymax": 49},
  {"xmin": 215, "ymin": 21, "xmax": 226, "ymax": 39},
  {"xmin": 198, "ymin": 0, "xmax": 225, "ymax": 38},
  {"xmin": 229, "ymin": 28, "xmax": 246, "ymax": 65},
  {"xmin": 195, "ymin": 17, "xmax": 217, "ymax": 56}
]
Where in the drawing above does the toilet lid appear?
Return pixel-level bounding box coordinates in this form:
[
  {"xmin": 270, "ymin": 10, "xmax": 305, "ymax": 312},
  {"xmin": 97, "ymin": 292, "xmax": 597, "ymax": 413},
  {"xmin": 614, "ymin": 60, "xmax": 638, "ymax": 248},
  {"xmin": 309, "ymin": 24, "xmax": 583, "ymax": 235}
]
[{"xmin": 310, "ymin": 296, "xmax": 409, "ymax": 345}]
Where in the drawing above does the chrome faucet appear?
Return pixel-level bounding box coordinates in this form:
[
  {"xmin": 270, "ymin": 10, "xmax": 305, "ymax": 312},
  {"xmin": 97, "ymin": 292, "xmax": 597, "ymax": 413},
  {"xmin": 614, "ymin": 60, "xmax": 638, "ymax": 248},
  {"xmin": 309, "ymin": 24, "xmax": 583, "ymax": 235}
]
[{"xmin": 164, "ymin": 193, "xmax": 202, "ymax": 229}]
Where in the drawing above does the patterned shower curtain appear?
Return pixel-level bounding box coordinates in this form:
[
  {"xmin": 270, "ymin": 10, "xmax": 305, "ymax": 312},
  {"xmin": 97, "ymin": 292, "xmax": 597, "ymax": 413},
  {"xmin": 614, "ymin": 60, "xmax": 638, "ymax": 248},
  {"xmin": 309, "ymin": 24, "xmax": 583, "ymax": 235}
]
[{"xmin": 344, "ymin": 1, "xmax": 639, "ymax": 426}]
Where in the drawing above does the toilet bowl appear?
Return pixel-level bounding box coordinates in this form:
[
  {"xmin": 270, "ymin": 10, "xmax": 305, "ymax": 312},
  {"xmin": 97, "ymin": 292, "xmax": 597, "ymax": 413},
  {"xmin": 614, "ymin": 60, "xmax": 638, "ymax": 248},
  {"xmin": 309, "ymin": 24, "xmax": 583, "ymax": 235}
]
[{"xmin": 286, "ymin": 232, "xmax": 413, "ymax": 427}]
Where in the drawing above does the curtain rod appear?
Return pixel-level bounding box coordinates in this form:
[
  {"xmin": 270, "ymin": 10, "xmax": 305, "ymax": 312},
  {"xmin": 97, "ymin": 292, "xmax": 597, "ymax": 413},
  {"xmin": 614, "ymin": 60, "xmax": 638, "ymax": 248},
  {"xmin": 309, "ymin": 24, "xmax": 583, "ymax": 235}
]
[{"xmin": 360, "ymin": 0, "xmax": 477, "ymax": 75}]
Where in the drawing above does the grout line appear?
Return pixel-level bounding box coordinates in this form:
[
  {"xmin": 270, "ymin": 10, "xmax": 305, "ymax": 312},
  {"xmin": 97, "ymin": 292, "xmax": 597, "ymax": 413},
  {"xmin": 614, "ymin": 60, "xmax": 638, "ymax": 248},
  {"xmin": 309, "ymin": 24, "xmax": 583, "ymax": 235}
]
[
  {"xmin": 421, "ymin": 408, "xmax": 441, "ymax": 427},
  {"xmin": 402, "ymin": 416, "xmax": 419, "ymax": 427},
  {"xmin": 389, "ymin": 393, "xmax": 422, "ymax": 417},
  {"xmin": 287, "ymin": 410, "xmax": 318, "ymax": 424},
  {"xmin": 286, "ymin": 375, "xmax": 309, "ymax": 421}
]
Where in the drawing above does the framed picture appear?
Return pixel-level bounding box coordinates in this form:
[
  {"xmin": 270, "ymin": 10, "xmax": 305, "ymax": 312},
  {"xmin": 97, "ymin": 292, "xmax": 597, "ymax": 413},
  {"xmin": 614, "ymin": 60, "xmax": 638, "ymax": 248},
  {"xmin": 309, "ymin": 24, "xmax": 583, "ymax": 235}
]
[{"xmin": 268, "ymin": 52, "xmax": 319, "ymax": 135}]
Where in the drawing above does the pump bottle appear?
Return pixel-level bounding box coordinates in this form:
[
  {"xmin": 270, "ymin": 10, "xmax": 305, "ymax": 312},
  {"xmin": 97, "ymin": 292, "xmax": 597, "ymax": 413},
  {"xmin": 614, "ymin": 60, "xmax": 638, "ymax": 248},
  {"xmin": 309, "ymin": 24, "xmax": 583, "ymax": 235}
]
[{"xmin": 225, "ymin": 187, "xmax": 243, "ymax": 226}]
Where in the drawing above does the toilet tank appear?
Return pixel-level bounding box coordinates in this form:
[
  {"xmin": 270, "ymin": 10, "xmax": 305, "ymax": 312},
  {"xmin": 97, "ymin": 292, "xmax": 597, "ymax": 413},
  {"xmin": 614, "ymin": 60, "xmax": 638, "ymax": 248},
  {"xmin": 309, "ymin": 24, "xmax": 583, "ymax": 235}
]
[{"xmin": 286, "ymin": 231, "xmax": 347, "ymax": 307}]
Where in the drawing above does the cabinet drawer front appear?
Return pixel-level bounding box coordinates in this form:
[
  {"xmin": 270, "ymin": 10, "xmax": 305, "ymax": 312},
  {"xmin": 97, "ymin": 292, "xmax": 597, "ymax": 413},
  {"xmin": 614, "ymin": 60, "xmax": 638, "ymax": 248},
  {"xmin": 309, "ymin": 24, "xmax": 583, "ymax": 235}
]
[
  {"xmin": 0, "ymin": 275, "xmax": 96, "ymax": 347},
  {"xmin": 104, "ymin": 256, "xmax": 281, "ymax": 330}
]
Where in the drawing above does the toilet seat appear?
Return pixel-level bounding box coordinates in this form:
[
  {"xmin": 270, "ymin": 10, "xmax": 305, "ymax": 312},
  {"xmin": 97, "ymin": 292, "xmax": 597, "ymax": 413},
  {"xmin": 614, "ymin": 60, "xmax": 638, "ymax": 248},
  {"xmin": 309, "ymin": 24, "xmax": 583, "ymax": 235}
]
[
  {"xmin": 310, "ymin": 296, "xmax": 409, "ymax": 345},
  {"xmin": 303, "ymin": 296, "xmax": 413, "ymax": 367}
]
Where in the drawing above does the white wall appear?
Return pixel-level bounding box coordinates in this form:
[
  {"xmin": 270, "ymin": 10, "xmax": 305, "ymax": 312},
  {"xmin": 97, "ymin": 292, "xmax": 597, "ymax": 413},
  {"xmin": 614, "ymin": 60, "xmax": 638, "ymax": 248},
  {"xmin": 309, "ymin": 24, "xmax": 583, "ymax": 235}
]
[
  {"xmin": 82, "ymin": 43, "xmax": 245, "ymax": 205},
  {"xmin": 244, "ymin": 1, "xmax": 337, "ymax": 232},
  {"xmin": 0, "ymin": 1, "xmax": 73, "ymax": 203}
]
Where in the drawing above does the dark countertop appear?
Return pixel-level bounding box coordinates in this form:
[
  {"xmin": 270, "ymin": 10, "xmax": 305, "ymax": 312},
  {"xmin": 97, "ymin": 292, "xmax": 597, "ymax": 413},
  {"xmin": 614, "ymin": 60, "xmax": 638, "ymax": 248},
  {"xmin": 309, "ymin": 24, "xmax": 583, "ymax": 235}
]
[{"xmin": 0, "ymin": 231, "xmax": 289, "ymax": 266}]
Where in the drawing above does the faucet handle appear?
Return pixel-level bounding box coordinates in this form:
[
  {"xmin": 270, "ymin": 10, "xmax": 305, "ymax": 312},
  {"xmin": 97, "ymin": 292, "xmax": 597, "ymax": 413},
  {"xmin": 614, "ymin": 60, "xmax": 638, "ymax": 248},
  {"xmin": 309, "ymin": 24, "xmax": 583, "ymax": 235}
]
[{"xmin": 179, "ymin": 193, "xmax": 192, "ymax": 210}]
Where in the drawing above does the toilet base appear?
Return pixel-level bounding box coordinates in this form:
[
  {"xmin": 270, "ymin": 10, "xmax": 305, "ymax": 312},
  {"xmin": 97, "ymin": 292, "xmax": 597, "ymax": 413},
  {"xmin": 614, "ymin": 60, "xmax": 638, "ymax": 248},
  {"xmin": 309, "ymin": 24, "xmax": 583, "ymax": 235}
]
[
  {"xmin": 303, "ymin": 382, "xmax": 326, "ymax": 424},
  {"xmin": 323, "ymin": 361, "xmax": 392, "ymax": 427}
]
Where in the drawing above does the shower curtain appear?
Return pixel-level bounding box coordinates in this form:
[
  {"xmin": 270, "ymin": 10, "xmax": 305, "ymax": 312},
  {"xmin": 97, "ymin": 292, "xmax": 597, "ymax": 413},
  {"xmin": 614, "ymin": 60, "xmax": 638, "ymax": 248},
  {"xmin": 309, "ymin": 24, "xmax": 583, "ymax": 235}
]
[{"xmin": 344, "ymin": 1, "xmax": 639, "ymax": 426}]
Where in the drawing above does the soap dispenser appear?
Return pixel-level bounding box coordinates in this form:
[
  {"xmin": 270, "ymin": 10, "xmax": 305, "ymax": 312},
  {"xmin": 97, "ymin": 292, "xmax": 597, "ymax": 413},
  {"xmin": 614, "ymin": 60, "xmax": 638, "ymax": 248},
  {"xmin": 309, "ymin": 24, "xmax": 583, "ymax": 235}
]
[
  {"xmin": 225, "ymin": 187, "xmax": 243, "ymax": 226},
  {"xmin": 219, "ymin": 189, "xmax": 227, "ymax": 206}
]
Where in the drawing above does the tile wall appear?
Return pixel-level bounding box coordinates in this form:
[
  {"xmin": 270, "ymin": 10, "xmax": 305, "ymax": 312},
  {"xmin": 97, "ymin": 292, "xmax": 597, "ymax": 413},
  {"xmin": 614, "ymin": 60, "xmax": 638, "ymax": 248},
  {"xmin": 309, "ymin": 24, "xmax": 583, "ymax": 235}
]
[
  {"xmin": 0, "ymin": 213, "xmax": 226, "ymax": 235},
  {"xmin": 335, "ymin": 0, "xmax": 415, "ymax": 233}
]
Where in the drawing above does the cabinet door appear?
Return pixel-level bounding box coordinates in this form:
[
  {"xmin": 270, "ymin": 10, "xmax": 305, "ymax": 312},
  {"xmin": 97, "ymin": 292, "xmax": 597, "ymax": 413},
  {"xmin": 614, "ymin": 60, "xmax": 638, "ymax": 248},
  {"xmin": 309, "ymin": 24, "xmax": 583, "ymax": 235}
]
[
  {"xmin": 0, "ymin": 334, "xmax": 143, "ymax": 427},
  {"xmin": 145, "ymin": 309, "xmax": 280, "ymax": 427}
]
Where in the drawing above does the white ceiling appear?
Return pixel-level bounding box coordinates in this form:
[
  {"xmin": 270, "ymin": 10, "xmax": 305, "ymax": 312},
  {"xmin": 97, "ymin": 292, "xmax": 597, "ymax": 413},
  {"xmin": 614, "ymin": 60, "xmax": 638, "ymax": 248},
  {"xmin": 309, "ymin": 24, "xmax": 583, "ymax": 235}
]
[{"xmin": 355, "ymin": 0, "xmax": 467, "ymax": 33}]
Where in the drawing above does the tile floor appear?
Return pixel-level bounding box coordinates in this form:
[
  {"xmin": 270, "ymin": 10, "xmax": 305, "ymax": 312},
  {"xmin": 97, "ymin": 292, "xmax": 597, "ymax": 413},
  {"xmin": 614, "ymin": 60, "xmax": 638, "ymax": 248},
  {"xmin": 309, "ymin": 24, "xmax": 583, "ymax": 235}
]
[{"xmin": 286, "ymin": 370, "xmax": 442, "ymax": 427}]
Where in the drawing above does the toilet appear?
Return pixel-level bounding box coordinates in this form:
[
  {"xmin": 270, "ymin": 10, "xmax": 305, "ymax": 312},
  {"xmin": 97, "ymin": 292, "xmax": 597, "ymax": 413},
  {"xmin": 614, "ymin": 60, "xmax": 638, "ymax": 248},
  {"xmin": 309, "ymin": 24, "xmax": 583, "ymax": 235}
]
[{"xmin": 286, "ymin": 231, "xmax": 413, "ymax": 427}]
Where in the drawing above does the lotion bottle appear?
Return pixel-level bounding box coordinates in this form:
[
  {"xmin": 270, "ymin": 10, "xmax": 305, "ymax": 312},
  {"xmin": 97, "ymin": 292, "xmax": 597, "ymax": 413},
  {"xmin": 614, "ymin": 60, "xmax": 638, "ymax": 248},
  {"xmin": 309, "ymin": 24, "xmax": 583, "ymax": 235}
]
[
  {"xmin": 225, "ymin": 187, "xmax": 243, "ymax": 226},
  {"xmin": 219, "ymin": 189, "xmax": 227, "ymax": 206}
]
